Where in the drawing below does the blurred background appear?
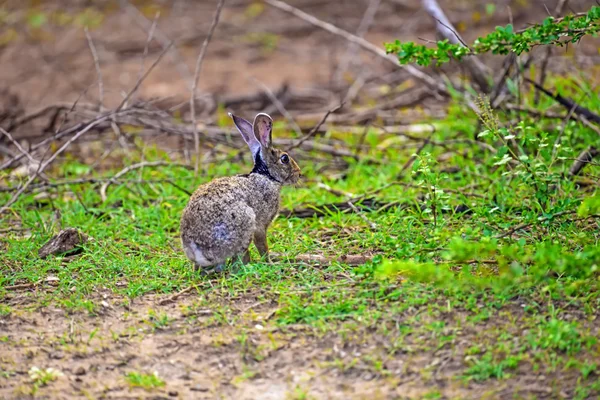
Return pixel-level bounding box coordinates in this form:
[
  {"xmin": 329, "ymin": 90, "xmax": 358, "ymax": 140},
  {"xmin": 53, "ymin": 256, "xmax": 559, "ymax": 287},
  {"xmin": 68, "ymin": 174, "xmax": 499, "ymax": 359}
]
[{"xmin": 1, "ymin": 0, "xmax": 598, "ymax": 134}]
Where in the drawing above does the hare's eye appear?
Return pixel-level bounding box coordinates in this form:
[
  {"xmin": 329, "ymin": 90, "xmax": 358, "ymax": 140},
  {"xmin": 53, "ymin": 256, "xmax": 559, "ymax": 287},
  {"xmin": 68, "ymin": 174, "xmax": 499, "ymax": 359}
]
[{"xmin": 280, "ymin": 154, "xmax": 289, "ymax": 164}]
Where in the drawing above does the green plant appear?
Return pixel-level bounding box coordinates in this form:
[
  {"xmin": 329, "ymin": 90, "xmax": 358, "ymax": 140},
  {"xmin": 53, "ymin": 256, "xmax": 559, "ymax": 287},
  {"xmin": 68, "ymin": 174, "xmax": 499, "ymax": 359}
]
[
  {"xmin": 124, "ymin": 371, "xmax": 165, "ymax": 390},
  {"xmin": 28, "ymin": 366, "xmax": 63, "ymax": 394},
  {"xmin": 385, "ymin": 6, "xmax": 600, "ymax": 66}
]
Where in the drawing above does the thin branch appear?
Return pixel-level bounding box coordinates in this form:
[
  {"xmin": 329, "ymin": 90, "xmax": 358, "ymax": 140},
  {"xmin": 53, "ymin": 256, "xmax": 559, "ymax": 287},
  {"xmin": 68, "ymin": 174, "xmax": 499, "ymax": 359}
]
[
  {"xmin": 568, "ymin": 147, "xmax": 599, "ymax": 177},
  {"xmin": 422, "ymin": 0, "xmax": 490, "ymax": 92},
  {"xmin": 117, "ymin": 41, "xmax": 174, "ymax": 111},
  {"xmin": 495, "ymin": 210, "xmax": 578, "ymax": 239},
  {"xmin": 263, "ymin": 0, "xmax": 446, "ymax": 93},
  {"xmin": 132, "ymin": 12, "xmax": 160, "ymax": 105},
  {"xmin": 190, "ymin": 0, "xmax": 226, "ymax": 175},
  {"xmin": 119, "ymin": 0, "xmax": 193, "ymax": 85},
  {"xmin": 288, "ymin": 102, "xmax": 344, "ymax": 151},
  {"xmin": 524, "ymin": 78, "xmax": 600, "ymax": 124},
  {"xmin": 0, "ymin": 127, "xmax": 37, "ymax": 166},
  {"xmin": 250, "ymin": 77, "xmax": 302, "ymax": 135},
  {"xmin": 0, "ymin": 115, "xmax": 113, "ymax": 214},
  {"xmin": 100, "ymin": 161, "xmax": 180, "ymax": 202},
  {"xmin": 84, "ymin": 27, "xmax": 104, "ymax": 111},
  {"xmin": 334, "ymin": 0, "xmax": 382, "ymax": 85}
]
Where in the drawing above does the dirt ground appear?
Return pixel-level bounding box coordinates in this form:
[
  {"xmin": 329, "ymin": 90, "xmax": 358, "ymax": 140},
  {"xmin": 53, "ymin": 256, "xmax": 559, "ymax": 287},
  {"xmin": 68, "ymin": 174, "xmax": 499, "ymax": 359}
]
[
  {"xmin": 2, "ymin": 1, "xmax": 600, "ymax": 399},
  {"xmin": 2, "ymin": 290, "xmax": 597, "ymax": 399}
]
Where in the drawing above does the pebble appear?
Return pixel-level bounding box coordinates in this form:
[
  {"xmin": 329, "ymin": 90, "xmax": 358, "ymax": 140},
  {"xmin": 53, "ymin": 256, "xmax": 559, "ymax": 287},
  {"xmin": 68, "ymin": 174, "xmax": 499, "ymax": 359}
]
[
  {"xmin": 190, "ymin": 384, "xmax": 208, "ymax": 392},
  {"xmin": 74, "ymin": 366, "xmax": 86, "ymax": 376},
  {"xmin": 168, "ymin": 390, "xmax": 178, "ymax": 397}
]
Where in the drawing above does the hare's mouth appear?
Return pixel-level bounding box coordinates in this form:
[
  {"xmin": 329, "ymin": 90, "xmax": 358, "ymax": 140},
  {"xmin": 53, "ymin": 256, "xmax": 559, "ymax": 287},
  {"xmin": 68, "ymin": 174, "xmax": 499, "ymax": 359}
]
[
  {"xmin": 289, "ymin": 172, "xmax": 303, "ymax": 186},
  {"xmin": 284, "ymin": 171, "xmax": 302, "ymax": 186}
]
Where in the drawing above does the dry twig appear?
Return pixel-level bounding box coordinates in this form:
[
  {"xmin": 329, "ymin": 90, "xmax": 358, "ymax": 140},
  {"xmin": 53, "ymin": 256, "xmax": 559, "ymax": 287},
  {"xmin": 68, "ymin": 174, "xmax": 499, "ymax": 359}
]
[
  {"xmin": 288, "ymin": 102, "xmax": 344, "ymax": 151},
  {"xmin": 422, "ymin": 0, "xmax": 489, "ymax": 92},
  {"xmin": 264, "ymin": 0, "xmax": 446, "ymax": 93},
  {"xmin": 84, "ymin": 27, "xmax": 104, "ymax": 111},
  {"xmin": 190, "ymin": 0, "xmax": 226, "ymax": 174}
]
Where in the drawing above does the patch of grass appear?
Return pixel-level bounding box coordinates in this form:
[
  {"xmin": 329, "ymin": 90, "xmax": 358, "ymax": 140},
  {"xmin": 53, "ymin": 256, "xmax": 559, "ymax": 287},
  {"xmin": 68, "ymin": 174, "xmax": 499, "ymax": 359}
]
[
  {"xmin": 463, "ymin": 352, "xmax": 522, "ymax": 381},
  {"xmin": 124, "ymin": 371, "xmax": 165, "ymax": 390}
]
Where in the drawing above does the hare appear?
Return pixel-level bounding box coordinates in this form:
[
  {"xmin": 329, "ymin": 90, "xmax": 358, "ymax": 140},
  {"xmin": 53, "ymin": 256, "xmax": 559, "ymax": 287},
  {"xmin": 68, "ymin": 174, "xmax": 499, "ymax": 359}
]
[{"xmin": 180, "ymin": 113, "xmax": 301, "ymax": 272}]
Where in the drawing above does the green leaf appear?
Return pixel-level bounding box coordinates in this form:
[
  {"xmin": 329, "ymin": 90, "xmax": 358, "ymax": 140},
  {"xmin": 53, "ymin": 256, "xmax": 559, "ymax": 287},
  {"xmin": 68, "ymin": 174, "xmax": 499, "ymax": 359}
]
[{"xmin": 27, "ymin": 12, "xmax": 47, "ymax": 29}]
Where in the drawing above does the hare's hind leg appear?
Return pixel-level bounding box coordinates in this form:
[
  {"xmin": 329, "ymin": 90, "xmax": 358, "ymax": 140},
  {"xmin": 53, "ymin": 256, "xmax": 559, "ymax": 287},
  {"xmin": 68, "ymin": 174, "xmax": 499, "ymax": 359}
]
[{"xmin": 253, "ymin": 228, "xmax": 270, "ymax": 262}]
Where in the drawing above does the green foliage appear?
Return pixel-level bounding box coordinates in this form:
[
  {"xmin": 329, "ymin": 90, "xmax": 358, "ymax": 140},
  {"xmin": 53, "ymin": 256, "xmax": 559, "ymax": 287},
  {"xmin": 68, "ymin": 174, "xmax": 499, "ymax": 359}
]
[
  {"xmin": 28, "ymin": 367, "xmax": 63, "ymax": 394},
  {"xmin": 578, "ymin": 192, "xmax": 600, "ymax": 217},
  {"xmin": 124, "ymin": 371, "xmax": 165, "ymax": 390},
  {"xmin": 385, "ymin": 6, "xmax": 600, "ymax": 66}
]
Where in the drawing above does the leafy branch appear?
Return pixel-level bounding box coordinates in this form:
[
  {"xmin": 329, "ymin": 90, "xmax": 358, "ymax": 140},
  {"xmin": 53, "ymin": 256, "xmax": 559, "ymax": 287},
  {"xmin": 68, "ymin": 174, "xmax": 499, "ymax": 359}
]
[{"xmin": 385, "ymin": 6, "xmax": 600, "ymax": 66}]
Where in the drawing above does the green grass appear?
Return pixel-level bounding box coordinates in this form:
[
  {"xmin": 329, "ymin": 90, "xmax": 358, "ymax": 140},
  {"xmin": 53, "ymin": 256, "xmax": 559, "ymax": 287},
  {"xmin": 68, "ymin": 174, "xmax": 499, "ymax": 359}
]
[
  {"xmin": 1, "ymin": 74, "xmax": 599, "ymax": 396},
  {"xmin": 124, "ymin": 371, "xmax": 165, "ymax": 390}
]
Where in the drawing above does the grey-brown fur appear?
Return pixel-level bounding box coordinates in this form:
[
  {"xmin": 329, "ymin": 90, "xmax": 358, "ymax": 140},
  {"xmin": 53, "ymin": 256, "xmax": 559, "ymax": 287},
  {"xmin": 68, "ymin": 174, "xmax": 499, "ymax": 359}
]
[{"xmin": 180, "ymin": 113, "xmax": 301, "ymax": 271}]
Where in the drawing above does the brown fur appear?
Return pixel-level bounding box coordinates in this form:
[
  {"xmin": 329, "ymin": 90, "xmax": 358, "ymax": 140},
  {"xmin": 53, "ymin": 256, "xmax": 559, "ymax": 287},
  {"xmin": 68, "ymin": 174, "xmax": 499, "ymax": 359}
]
[{"xmin": 180, "ymin": 113, "xmax": 301, "ymax": 271}]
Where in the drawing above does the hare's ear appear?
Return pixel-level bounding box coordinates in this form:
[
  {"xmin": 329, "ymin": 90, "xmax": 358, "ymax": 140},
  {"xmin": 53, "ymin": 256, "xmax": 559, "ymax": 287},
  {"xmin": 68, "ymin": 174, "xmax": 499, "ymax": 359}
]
[
  {"xmin": 229, "ymin": 113, "xmax": 261, "ymax": 156},
  {"xmin": 253, "ymin": 113, "xmax": 273, "ymax": 149}
]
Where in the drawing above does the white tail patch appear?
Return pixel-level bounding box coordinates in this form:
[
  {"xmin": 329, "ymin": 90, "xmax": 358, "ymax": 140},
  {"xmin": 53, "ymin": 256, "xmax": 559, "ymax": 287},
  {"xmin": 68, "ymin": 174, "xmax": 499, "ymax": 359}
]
[{"xmin": 183, "ymin": 241, "xmax": 212, "ymax": 267}]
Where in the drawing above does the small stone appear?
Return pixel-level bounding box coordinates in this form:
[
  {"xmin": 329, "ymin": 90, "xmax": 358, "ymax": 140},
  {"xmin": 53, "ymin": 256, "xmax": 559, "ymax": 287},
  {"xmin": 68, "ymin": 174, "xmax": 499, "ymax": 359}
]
[
  {"xmin": 74, "ymin": 366, "xmax": 86, "ymax": 376},
  {"xmin": 168, "ymin": 390, "xmax": 178, "ymax": 397},
  {"xmin": 38, "ymin": 228, "xmax": 88, "ymax": 259},
  {"xmin": 190, "ymin": 384, "xmax": 208, "ymax": 392}
]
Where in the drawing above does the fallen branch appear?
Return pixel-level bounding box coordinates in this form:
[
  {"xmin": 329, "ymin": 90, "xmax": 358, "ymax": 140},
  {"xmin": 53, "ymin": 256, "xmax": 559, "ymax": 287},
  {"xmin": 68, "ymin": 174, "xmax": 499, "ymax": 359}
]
[
  {"xmin": 158, "ymin": 286, "xmax": 196, "ymax": 305},
  {"xmin": 525, "ymin": 78, "xmax": 600, "ymax": 125},
  {"xmin": 496, "ymin": 210, "xmax": 575, "ymax": 239},
  {"xmin": 270, "ymin": 253, "xmax": 373, "ymax": 266},
  {"xmin": 5, "ymin": 281, "xmax": 40, "ymax": 291},
  {"xmin": 568, "ymin": 147, "xmax": 599, "ymax": 177}
]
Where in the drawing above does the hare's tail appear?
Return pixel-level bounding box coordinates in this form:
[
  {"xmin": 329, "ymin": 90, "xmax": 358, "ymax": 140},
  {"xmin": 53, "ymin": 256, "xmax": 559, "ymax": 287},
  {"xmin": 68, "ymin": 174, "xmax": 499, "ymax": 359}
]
[{"xmin": 182, "ymin": 240, "xmax": 212, "ymax": 267}]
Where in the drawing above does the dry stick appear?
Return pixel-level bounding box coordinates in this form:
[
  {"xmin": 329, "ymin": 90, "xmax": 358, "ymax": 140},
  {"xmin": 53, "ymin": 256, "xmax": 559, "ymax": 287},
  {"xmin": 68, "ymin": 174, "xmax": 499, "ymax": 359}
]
[
  {"xmin": 398, "ymin": 128, "xmax": 435, "ymax": 177},
  {"xmin": 495, "ymin": 210, "xmax": 578, "ymax": 239},
  {"xmin": 524, "ymin": 78, "xmax": 600, "ymax": 124},
  {"xmin": 534, "ymin": 0, "xmax": 569, "ymax": 105},
  {"xmin": 117, "ymin": 41, "xmax": 174, "ymax": 111},
  {"xmin": 132, "ymin": 12, "xmax": 160, "ymax": 105},
  {"xmin": 100, "ymin": 160, "xmax": 170, "ymax": 202},
  {"xmin": 0, "ymin": 177, "xmax": 193, "ymax": 193},
  {"xmin": 0, "ymin": 116, "xmax": 113, "ymax": 214},
  {"xmin": 422, "ymin": 0, "xmax": 489, "ymax": 92},
  {"xmin": 0, "ymin": 88, "xmax": 93, "ymax": 171},
  {"xmin": 346, "ymin": 200, "xmax": 377, "ymax": 230},
  {"xmin": 288, "ymin": 102, "xmax": 344, "ymax": 151},
  {"xmin": 84, "ymin": 27, "xmax": 104, "ymax": 111},
  {"xmin": 0, "ymin": 128, "xmax": 37, "ymax": 166},
  {"xmin": 264, "ymin": 0, "xmax": 446, "ymax": 94},
  {"xmin": 579, "ymin": 115, "xmax": 600, "ymax": 136},
  {"xmin": 5, "ymin": 281, "xmax": 41, "ymax": 291},
  {"xmin": 190, "ymin": 0, "xmax": 226, "ymax": 175},
  {"xmin": 552, "ymin": 93, "xmax": 584, "ymax": 159},
  {"xmin": 568, "ymin": 147, "xmax": 599, "ymax": 177},
  {"xmin": 158, "ymin": 286, "xmax": 196, "ymax": 306},
  {"xmin": 120, "ymin": 0, "xmax": 192, "ymax": 85},
  {"xmin": 333, "ymin": 0, "xmax": 382, "ymax": 85},
  {"xmin": 250, "ymin": 77, "xmax": 303, "ymax": 135}
]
